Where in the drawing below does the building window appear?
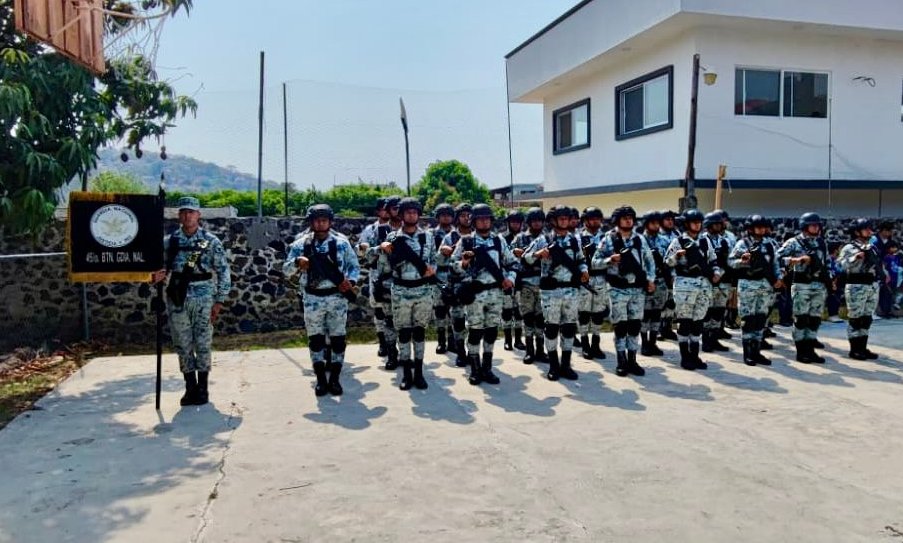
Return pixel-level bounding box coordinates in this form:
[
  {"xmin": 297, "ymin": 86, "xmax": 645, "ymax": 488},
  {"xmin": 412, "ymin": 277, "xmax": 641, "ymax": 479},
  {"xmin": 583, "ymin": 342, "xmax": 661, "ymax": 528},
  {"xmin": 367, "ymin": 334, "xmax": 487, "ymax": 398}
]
[
  {"xmin": 553, "ymin": 98, "xmax": 590, "ymax": 154},
  {"xmin": 735, "ymin": 68, "xmax": 829, "ymax": 118},
  {"xmin": 615, "ymin": 65, "xmax": 673, "ymax": 141}
]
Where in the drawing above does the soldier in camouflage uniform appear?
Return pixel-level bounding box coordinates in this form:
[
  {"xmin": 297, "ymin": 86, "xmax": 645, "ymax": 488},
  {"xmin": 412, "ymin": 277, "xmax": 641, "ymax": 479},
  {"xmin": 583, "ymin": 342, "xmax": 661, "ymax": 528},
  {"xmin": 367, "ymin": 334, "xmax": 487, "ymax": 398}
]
[
  {"xmin": 430, "ymin": 203, "xmax": 455, "ymax": 354},
  {"xmin": 501, "ymin": 210, "xmax": 526, "ymax": 351},
  {"xmin": 700, "ymin": 211, "xmax": 733, "ymax": 352},
  {"xmin": 154, "ymin": 197, "xmax": 231, "ymax": 407},
  {"xmin": 578, "ymin": 207, "xmax": 610, "ymax": 361},
  {"xmin": 451, "ymin": 204, "xmax": 517, "ymax": 385},
  {"xmin": 665, "ymin": 209, "xmax": 721, "ymax": 371},
  {"xmin": 284, "ymin": 204, "xmax": 361, "ymax": 396},
  {"xmin": 838, "ymin": 219, "xmax": 883, "ymax": 360},
  {"xmin": 511, "ymin": 207, "xmax": 547, "ymax": 365},
  {"xmin": 358, "ymin": 197, "xmax": 398, "ymax": 367},
  {"xmin": 716, "ymin": 210, "xmax": 741, "ymax": 331},
  {"xmin": 524, "ymin": 205, "xmax": 589, "ymax": 381},
  {"xmin": 379, "ymin": 197, "xmax": 436, "ymax": 390},
  {"xmin": 594, "ymin": 206, "xmax": 656, "ymax": 377},
  {"xmin": 778, "ymin": 212, "xmax": 831, "ymax": 364},
  {"xmin": 439, "ymin": 203, "xmax": 474, "ymax": 367},
  {"xmin": 658, "ymin": 210, "xmax": 680, "ymax": 341},
  {"xmin": 639, "ymin": 210, "xmax": 671, "ymax": 357},
  {"xmin": 729, "ymin": 215, "xmax": 782, "ymax": 366}
]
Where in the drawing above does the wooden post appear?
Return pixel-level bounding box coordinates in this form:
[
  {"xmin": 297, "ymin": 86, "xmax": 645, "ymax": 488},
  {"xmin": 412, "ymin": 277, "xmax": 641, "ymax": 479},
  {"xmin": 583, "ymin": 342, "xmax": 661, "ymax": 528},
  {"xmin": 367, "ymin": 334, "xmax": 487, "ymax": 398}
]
[
  {"xmin": 682, "ymin": 54, "xmax": 701, "ymax": 211},
  {"xmin": 714, "ymin": 164, "xmax": 727, "ymax": 210}
]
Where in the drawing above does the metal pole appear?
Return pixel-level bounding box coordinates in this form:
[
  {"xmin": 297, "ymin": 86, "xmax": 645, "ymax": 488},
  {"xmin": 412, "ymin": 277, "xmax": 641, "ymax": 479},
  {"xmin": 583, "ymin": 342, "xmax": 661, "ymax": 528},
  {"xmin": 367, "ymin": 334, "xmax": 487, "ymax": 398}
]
[
  {"xmin": 400, "ymin": 97, "xmax": 411, "ymax": 196},
  {"xmin": 154, "ymin": 174, "xmax": 167, "ymax": 411},
  {"xmin": 683, "ymin": 53, "xmax": 700, "ymax": 211},
  {"xmin": 257, "ymin": 51, "xmax": 265, "ymax": 219},
  {"xmin": 81, "ymin": 284, "xmax": 90, "ymax": 341},
  {"xmin": 283, "ymin": 82, "xmax": 289, "ymax": 216},
  {"xmin": 505, "ymin": 62, "xmax": 515, "ymax": 208}
]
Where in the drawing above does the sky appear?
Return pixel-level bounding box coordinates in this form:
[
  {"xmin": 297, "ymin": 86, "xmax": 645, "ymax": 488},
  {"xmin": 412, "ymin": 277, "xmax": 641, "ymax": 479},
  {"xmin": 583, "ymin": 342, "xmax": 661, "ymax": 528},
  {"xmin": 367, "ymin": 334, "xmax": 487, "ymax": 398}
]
[{"xmin": 146, "ymin": 0, "xmax": 577, "ymax": 191}]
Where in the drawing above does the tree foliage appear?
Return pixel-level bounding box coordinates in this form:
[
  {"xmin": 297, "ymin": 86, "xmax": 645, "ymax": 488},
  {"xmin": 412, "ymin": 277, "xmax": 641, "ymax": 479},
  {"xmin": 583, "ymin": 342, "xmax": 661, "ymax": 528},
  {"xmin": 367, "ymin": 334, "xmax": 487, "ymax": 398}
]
[
  {"xmin": 0, "ymin": 0, "xmax": 196, "ymax": 236},
  {"xmin": 412, "ymin": 159, "xmax": 491, "ymax": 212},
  {"xmin": 89, "ymin": 171, "xmax": 149, "ymax": 194}
]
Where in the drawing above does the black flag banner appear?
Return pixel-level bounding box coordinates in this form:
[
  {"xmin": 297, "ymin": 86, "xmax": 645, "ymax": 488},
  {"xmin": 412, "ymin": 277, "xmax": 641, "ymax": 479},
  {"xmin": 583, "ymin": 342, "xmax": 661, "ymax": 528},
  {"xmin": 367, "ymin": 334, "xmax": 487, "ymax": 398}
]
[{"xmin": 68, "ymin": 192, "xmax": 164, "ymax": 283}]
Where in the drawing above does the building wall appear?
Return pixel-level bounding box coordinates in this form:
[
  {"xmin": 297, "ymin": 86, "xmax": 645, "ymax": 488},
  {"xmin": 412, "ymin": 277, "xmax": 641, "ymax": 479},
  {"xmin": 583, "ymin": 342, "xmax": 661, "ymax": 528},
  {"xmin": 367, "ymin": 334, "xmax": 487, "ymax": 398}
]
[{"xmin": 543, "ymin": 188, "xmax": 684, "ymax": 213}]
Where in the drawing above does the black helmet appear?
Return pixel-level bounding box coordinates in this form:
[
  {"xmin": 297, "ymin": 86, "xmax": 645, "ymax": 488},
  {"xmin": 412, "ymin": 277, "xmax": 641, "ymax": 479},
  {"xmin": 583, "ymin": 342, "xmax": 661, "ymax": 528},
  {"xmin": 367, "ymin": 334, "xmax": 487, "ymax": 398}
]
[
  {"xmin": 703, "ymin": 211, "xmax": 723, "ymax": 228},
  {"xmin": 642, "ymin": 210, "xmax": 663, "ymax": 225},
  {"xmin": 454, "ymin": 203, "xmax": 472, "ymax": 219},
  {"xmin": 385, "ymin": 196, "xmax": 402, "ymax": 209},
  {"xmin": 567, "ymin": 206, "xmax": 580, "ymax": 219},
  {"xmin": 398, "ymin": 197, "xmax": 422, "ymax": 214},
  {"xmin": 306, "ymin": 203, "xmax": 334, "ymax": 221},
  {"xmin": 434, "ymin": 203, "xmax": 454, "ymax": 218},
  {"xmin": 546, "ymin": 205, "xmax": 570, "ymax": 221},
  {"xmin": 506, "ymin": 209, "xmax": 525, "ymax": 223},
  {"xmin": 526, "ymin": 207, "xmax": 545, "ymax": 223},
  {"xmin": 582, "ymin": 207, "xmax": 604, "ymax": 220},
  {"xmin": 849, "ymin": 218, "xmax": 873, "ymax": 236},
  {"xmin": 611, "ymin": 205, "xmax": 637, "ymax": 222},
  {"xmin": 682, "ymin": 209, "xmax": 704, "ymax": 223},
  {"xmin": 661, "ymin": 209, "xmax": 677, "ymax": 220},
  {"xmin": 713, "ymin": 209, "xmax": 729, "ymax": 221},
  {"xmin": 375, "ymin": 197, "xmax": 388, "ymax": 211},
  {"xmin": 746, "ymin": 214, "xmax": 771, "ymax": 230},
  {"xmin": 471, "ymin": 203, "xmax": 493, "ymax": 219},
  {"xmin": 799, "ymin": 212, "xmax": 822, "ymax": 228}
]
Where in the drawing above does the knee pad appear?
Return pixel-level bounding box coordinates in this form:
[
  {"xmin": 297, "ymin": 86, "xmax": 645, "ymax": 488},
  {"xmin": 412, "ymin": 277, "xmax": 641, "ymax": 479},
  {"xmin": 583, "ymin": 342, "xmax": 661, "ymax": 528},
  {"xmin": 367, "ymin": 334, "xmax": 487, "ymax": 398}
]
[
  {"xmin": 468, "ymin": 328, "xmax": 484, "ymax": 345},
  {"xmin": 741, "ymin": 317, "xmax": 756, "ymax": 333},
  {"xmin": 600, "ymin": 307, "xmax": 611, "ymax": 320},
  {"xmin": 862, "ymin": 316, "xmax": 873, "ymax": 329},
  {"xmin": 544, "ymin": 323, "xmax": 560, "ymax": 340},
  {"xmin": 412, "ymin": 327, "xmax": 426, "ymax": 342},
  {"xmin": 374, "ymin": 308, "xmax": 386, "ymax": 320},
  {"xmin": 385, "ymin": 316, "xmax": 395, "ymax": 329},
  {"xmin": 808, "ymin": 317, "xmax": 821, "ymax": 332},
  {"xmin": 794, "ymin": 315, "xmax": 810, "ymax": 329},
  {"xmin": 453, "ymin": 317, "xmax": 466, "ymax": 332},
  {"xmin": 578, "ymin": 312, "xmax": 591, "ymax": 325},
  {"xmin": 502, "ymin": 308, "xmax": 514, "ymax": 322},
  {"xmin": 613, "ymin": 321, "xmax": 629, "ymax": 338},
  {"xmin": 514, "ymin": 307, "xmax": 522, "ymax": 320},
  {"xmin": 483, "ymin": 327, "xmax": 499, "ymax": 343},
  {"xmin": 561, "ymin": 323, "xmax": 578, "ymax": 338},
  {"xmin": 535, "ymin": 315, "xmax": 546, "ymax": 330},
  {"xmin": 627, "ymin": 319, "xmax": 642, "ymax": 336},
  {"xmin": 435, "ymin": 305, "xmax": 448, "ymax": 319},
  {"xmin": 591, "ymin": 313, "xmax": 606, "ymax": 326},
  {"xmin": 398, "ymin": 328, "xmax": 413, "ymax": 343},
  {"xmin": 704, "ymin": 308, "xmax": 718, "ymax": 321},
  {"xmin": 677, "ymin": 319, "xmax": 692, "ymax": 336},
  {"xmin": 715, "ymin": 307, "xmax": 727, "ymax": 320},
  {"xmin": 648, "ymin": 309, "xmax": 662, "ymax": 322},
  {"xmin": 523, "ymin": 313, "xmax": 535, "ymax": 329},
  {"xmin": 329, "ymin": 335, "xmax": 347, "ymax": 354},
  {"xmin": 309, "ymin": 334, "xmax": 327, "ymax": 352},
  {"xmin": 691, "ymin": 321, "xmax": 705, "ymax": 336}
]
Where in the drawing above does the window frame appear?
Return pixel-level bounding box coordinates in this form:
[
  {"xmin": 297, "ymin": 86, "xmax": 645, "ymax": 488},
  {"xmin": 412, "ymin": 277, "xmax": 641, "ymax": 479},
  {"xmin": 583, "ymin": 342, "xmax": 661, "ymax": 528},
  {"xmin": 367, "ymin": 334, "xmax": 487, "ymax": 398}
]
[
  {"xmin": 614, "ymin": 65, "xmax": 674, "ymax": 141},
  {"xmin": 735, "ymin": 66, "xmax": 831, "ymax": 119},
  {"xmin": 552, "ymin": 98, "xmax": 591, "ymax": 155}
]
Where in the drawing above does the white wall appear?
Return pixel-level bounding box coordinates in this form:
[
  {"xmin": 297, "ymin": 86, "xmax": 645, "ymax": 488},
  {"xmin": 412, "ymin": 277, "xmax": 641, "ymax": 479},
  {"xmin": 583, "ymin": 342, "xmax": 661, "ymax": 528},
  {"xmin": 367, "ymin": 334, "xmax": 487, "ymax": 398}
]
[
  {"xmin": 695, "ymin": 28, "xmax": 903, "ymax": 182},
  {"xmin": 541, "ymin": 33, "xmax": 695, "ymax": 193}
]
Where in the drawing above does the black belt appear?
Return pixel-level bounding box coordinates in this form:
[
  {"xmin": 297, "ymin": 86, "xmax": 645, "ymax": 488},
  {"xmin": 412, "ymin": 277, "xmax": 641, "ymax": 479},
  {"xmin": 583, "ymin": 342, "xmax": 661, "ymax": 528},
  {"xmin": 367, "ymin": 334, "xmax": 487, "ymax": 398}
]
[
  {"xmin": 589, "ymin": 270, "xmax": 605, "ymax": 277},
  {"xmin": 540, "ymin": 278, "xmax": 579, "ymax": 290},
  {"xmin": 472, "ymin": 281, "xmax": 501, "ymax": 293},
  {"xmin": 394, "ymin": 277, "xmax": 434, "ymax": 288},
  {"xmin": 437, "ymin": 265, "xmax": 451, "ymax": 272},
  {"xmin": 843, "ymin": 273, "xmax": 876, "ymax": 284},
  {"xmin": 305, "ymin": 286, "xmax": 340, "ymax": 296},
  {"xmin": 171, "ymin": 272, "xmax": 212, "ymax": 283}
]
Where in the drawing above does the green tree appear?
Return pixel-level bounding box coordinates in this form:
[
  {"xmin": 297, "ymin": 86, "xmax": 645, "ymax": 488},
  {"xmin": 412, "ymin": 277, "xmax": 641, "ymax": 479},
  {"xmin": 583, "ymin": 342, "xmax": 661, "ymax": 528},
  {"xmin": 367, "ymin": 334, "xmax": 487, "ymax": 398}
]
[
  {"xmin": 412, "ymin": 160, "xmax": 491, "ymax": 212},
  {"xmin": 88, "ymin": 171, "xmax": 149, "ymax": 194},
  {"xmin": 0, "ymin": 0, "xmax": 196, "ymax": 236}
]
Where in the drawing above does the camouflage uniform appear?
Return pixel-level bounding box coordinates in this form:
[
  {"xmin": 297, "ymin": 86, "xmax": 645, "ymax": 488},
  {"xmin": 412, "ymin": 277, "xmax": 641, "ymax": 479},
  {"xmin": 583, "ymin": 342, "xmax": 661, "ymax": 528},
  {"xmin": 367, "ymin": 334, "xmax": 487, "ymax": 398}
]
[
  {"xmin": 360, "ymin": 219, "xmax": 398, "ymax": 365},
  {"xmin": 511, "ymin": 227, "xmax": 545, "ymax": 364},
  {"xmin": 594, "ymin": 219, "xmax": 656, "ymax": 377},
  {"xmin": 578, "ymin": 225, "xmax": 610, "ymax": 359},
  {"xmin": 501, "ymin": 218, "xmax": 525, "ymax": 351},
  {"xmin": 658, "ymin": 218, "xmax": 681, "ymax": 340},
  {"xmin": 441, "ymin": 227, "xmax": 470, "ymax": 365},
  {"xmin": 665, "ymin": 214, "xmax": 720, "ymax": 371},
  {"xmin": 700, "ymin": 224, "xmax": 734, "ymax": 352},
  {"xmin": 523, "ymin": 220, "xmax": 587, "ymax": 381},
  {"xmin": 640, "ymin": 222, "xmax": 671, "ymax": 356},
  {"xmin": 430, "ymin": 222, "xmax": 455, "ymax": 352},
  {"xmin": 838, "ymin": 223, "xmax": 883, "ymax": 359}
]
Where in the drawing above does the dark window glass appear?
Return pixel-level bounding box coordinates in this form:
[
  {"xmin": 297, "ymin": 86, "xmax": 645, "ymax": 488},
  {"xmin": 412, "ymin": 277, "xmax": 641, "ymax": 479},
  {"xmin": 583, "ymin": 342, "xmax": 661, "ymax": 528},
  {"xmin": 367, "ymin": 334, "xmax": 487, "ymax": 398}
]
[
  {"xmin": 623, "ymin": 87, "xmax": 644, "ymax": 133},
  {"xmin": 558, "ymin": 111, "xmax": 573, "ymax": 149},
  {"xmin": 739, "ymin": 69, "xmax": 780, "ymax": 116},
  {"xmin": 784, "ymin": 72, "xmax": 828, "ymax": 118}
]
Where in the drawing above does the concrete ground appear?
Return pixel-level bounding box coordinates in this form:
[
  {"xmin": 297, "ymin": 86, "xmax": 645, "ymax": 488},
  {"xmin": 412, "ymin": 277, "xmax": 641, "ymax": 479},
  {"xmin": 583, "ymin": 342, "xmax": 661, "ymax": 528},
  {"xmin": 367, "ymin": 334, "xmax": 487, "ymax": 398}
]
[{"xmin": 1, "ymin": 321, "xmax": 903, "ymax": 542}]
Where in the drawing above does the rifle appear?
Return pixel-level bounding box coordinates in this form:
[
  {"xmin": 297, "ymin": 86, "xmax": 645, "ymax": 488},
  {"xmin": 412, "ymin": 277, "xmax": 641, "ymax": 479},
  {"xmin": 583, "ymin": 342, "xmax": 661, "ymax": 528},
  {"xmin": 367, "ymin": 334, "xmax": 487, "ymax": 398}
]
[
  {"xmin": 747, "ymin": 241, "xmax": 777, "ymax": 285},
  {"xmin": 547, "ymin": 239, "xmax": 596, "ymax": 293},
  {"xmin": 679, "ymin": 237, "xmax": 713, "ymax": 279},
  {"xmin": 307, "ymin": 244, "xmax": 357, "ymax": 302},
  {"xmin": 389, "ymin": 235, "xmax": 437, "ymax": 284},
  {"xmin": 165, "ymin": 237, "xmax": 209, "ymax": 308}
]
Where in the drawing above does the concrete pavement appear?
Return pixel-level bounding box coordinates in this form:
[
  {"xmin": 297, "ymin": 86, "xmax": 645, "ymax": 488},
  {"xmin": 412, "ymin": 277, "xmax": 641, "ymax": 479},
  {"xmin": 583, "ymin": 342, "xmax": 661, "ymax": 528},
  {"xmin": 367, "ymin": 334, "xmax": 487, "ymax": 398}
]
[{"xmin": 1, "ymin": 321, "xmax": 903, "ymax": 542}]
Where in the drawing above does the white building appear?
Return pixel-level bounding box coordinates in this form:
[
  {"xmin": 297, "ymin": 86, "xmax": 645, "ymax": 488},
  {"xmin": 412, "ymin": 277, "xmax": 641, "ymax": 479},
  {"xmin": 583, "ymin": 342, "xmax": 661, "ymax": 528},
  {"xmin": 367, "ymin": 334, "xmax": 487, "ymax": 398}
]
[{"xmin": 506, "ymin": 0, "xmax": 903, "ymax": 216}]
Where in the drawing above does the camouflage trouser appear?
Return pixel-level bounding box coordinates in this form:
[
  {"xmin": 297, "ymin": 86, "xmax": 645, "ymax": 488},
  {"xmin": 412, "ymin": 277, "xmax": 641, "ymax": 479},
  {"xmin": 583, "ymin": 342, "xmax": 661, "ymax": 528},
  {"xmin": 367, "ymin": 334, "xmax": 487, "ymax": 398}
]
[
  {"xmin": 392, "ymin": 284, "xmax": 435, "ymax": 361},
  {"xmin": 704, "ymin": 282, "xmax": 732, "ymax": 332},
  {"xmin": 518, "ymin": 283, "xmax": 543, "ymax": 339},
  {"xmin": 791, "ymin": 282, "xmax": 827, "ymax": 342},
  {"xmin": 448, "ymin": 279, "xmax": 467, "ymax": 344},
  {"xmin": 168, "ymin": 295, "xmax": 214, "ymax": 373},
  {"xmin": 466, "ymin": 287, "xmax": 504, "ymax": 354},
  {"xmin": 579, "ymin": 277, "xmax": 610, "ymax": 335},
  {"xmin": 738, "ymin": 278, "xmax": 773, "ymax": 341},
  {"xmin": 433, "ymin": 271, "xmax": 451, "ymax": 330},
  {"xmin": 502, "ymin": 289, "xmax": 519, "ymax": 330},
  {"xmin": 541, "ymin": 287, "xmax": 580, "ymax": 352},
  {"xmin": 370, "ymin": 286, "xmax": 396, "ymax": 347},
  {"xmin": 642, "ymin": 277, "xmax": 669, "ymax": 334},
  {"xmin": 845, "ymin": 283, "xmax": 879, "ymax": 339},
  {"xmin": 304, "ymin": 293, "xmax": 349, "ymax": 364},
  {"xmin": 610, "ymin": 287, "xmax": 645, "ymax": 352},
  {"xmin": 674, "ymin": 276, "xmax": 713, "ymax": 344}
]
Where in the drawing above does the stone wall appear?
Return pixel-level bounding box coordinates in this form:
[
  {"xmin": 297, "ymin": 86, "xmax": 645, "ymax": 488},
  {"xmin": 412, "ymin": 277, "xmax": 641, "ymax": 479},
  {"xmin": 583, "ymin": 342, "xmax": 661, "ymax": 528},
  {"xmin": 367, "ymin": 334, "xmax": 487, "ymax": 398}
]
[{"xmin": 0, "ymin": 215, "xmax": 897, "ymax": 349}]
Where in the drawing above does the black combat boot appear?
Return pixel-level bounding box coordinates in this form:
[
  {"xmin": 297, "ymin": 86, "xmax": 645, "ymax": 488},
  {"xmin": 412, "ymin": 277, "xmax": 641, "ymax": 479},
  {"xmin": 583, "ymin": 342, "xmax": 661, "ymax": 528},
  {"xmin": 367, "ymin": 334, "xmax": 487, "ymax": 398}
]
[
  {"xmin": 862, "ymin": 336, "xmax": 879, "ymax": 359},
  {"xmin": 546, "ymin": 350, "xmax": 560, "ymax": 381},
  {"xmin": 399, "ymin": 360, "xmax": 414, "ymax": 390},
  {"xmin": 742, "ymin": 340, "xmax": 756, "ymax": 366},
  {"xmin": 795, "ymin": 341, "xmax": 812, "ymax": 363},
  {"xmin": 514, "ymin": 328, "xmax": 526, "ymax": 350},
  {"xmin": 760, "ymin": 338, "xmax": 774, "ymax": 350},
  {"xmin": 385, "ymin": 345, "xmax": 400, "ymax": 370},
  {"xmin": 751, "ymin": 339, "xmax": 771, "ymax": 366},
  {"xmin": 848, "ymin": 336, "xmax": 868, "ymax": 361},
  {"xmin": 615, "ymin": 351, "xmax": 629, "ymax": 377},
  {"xmin": 377, "ymin": 332, "xmax": 387, "ymax": 357},
  {"xmin": 327, "ymin": 363, "xmax": 343, "ymax": 396},
  {"xmin": 447, "ymin": 331, "xmax": 457, "ymax": 354},
  {"xmin": 640, "ymin": 332, "xmax": 653, "ymax": 356},
  {"xmin": 717, "ymin": 327, "xmax": 733, "ymax": 340},
  {"xmin": 813, "ymin": 339, "xmax": 825, "ymax": 349},
  {"xmin": 468, "ymin": 355, "xmax": 482, "ymax": 385},
  {"xmin": 180, "ymin": 372, "xmax": 198, "ymax": 406},
  {"xmin": 690, "ymin": 341, "xmax": 707, "ymax": 369},
  {"xmin": 679, "ymin": 342, "xmax": 695, "ymax": 370},
  {"xmin": 763, "ymin": 326, "xmax": 776, "ymax": 338},
  {"xmin": 705, "ymin": 331, "xmax": 730, "ymax": 352},
  {"xmin": 626, "ymin": 351, "xmax": 645, "ymax": 376},
  {"xmin": 581, "ymin": 334, "xmax": 593, "ymax": 360},
  {"xmin": 196, "ymin": 372, "xmax": 209, "ymax": 405},
  {"xmin": 659, "ymin": 322, "xmax": 678, "ymax": 341},
  {"xmin": 455, "ymin": 340, "xmax": 469, "ymax": 368},
  {"xmin": 523, "ymin": 336, "xmax": 536, "ymax": 364},
  {"xmin": 534, "ymin": 336, "xmax": 548, "ymax": 363},
  {"xmin": 646, "ymin": 333, "xmax": 663, "ymax": 356},
  {"xmin": 590, "ymin": 335, "xmax": 606, "ymax": 359},
  {"xmin": 807, "ymin": 340, "xmax": 825, "ymax": 363},
  {"xmin": 702, "ymin": 331, "xmax": 715, "ymax": 353},
  {"xmin": 481, "ymin": 353, "xmax": 500, "ymax": 384},
  {"xmin": 503, "ymin": 329, "xmax": 514, "ymax": 351},
  {"xmin": 313, "ymin": 362, "xmax": 328, "ymax": 396},
  {"xmin": 436, "ymin": 328, "xmax": 447, "ymax": 354},
  {"xmin": 413, "ymin": 359, "xmax": 428, "ymax": 389},
  {"xmin": 559, "ymin": 350, "xmax": 578, "ymax": 380}
]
